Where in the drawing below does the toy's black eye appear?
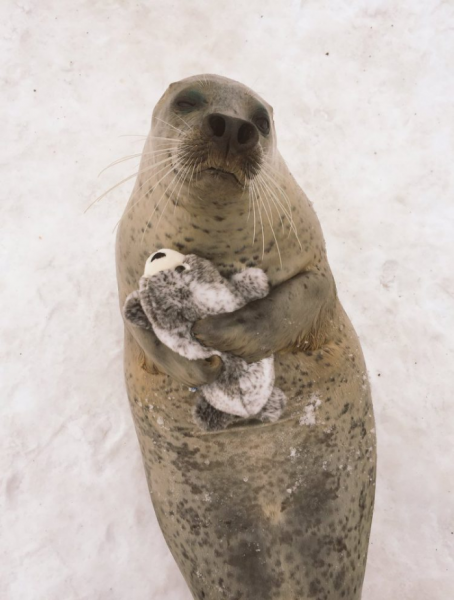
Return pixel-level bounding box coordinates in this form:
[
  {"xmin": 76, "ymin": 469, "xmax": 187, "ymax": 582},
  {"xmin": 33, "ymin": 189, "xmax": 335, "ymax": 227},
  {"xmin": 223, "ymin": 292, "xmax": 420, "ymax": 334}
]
[
  {"xmin": 255, "ymin": 116, "xmax": 270, "ymax": 135},
  {"xmin": 175, "ymin": 265, "xmax": 186, "ymax": 273},
  {"xmin": 151, "ymin": 252, "xmax": 166, "ymax": 262}
]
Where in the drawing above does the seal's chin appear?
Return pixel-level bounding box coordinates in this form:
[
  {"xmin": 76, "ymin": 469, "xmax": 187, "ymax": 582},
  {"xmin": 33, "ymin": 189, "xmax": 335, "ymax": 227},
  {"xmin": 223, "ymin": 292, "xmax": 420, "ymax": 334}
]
[{"xmin": 202, "ymin": 167, "xmax": 241, "ymax": 184}]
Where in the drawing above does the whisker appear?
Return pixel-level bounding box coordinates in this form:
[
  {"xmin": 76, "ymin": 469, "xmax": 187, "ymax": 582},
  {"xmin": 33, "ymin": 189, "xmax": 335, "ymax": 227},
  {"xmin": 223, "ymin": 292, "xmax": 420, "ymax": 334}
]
[
  {"xmin": 85, "ymin": 171, "xmax": 140, "ymax": 213},
  {"xmin": 173, "ymin": 160, "xmax": 193, "ymax": 213},
  {"xmin": 148, "ymin": 136, "xmax": 182, "ymax": 143},
  {"xmin": 112, "ymin": 157, "xmax": 176, "ymax": 232},
  {"xmin": 153, "ymin": 166, "xmax": 184, "ymax": 231},
  {"xmin": 140, "ymin": 159, "xmax": 185, "ymax": 243},
  {"xmin": 246, "ymin": 178, "xmax": 252, "ymax": 223},
  {"xmin": 251, "ymin": 180, "xmax": 265, "ymax": 260},
  {"xmin": 175, "ymin": 114, "xmax": 193, "ymax": 131},
  {"xmin": 153, "ymin": 117, "xmax": 185, "ymax": 136},
  {"xmin": 251, "ymin": 183, "xmax": 257, "ymax": 242},
  {"xmin": 260, "ymin": 168, "xmax": 302, "ymax": 249},
  {"xmin": 98, "ymin": 148, "xmax": 175, "ymax": 177},
  {"xmin": 262, "ymin": 161, "xmax": 294, "ymax": 216},
  {"xmin": 256, "ymin": 175, "xmax": 285, "ymax": 234},
  {"xmin": 256, "ymin": 173, "xmax": 286, "ymax": 230},
  {"xmin": 254, "ymin": 177, "xmax": 283, "ymax": 268},
  {"xmin": 98, "ymin": 154, "xmax": 143, "ymax": 176}
]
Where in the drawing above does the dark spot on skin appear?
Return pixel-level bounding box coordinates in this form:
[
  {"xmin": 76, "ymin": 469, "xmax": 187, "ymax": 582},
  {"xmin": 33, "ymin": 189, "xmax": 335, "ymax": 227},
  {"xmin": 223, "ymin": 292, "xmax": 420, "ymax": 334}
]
[
  {"xmin": 309, "ymin": 579, "xmax": 323, "ymax": 597},
  {"xmin": 225, "ymin": 540, "xmax": 278, "ymax": 599}
]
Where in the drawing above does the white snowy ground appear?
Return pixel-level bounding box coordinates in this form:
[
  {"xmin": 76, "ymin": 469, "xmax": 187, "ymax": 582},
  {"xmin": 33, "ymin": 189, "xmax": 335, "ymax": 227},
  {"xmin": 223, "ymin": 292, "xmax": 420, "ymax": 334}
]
[{"xmin": 1, "ymin": 1, "xmax": 453, "ymax": 598}]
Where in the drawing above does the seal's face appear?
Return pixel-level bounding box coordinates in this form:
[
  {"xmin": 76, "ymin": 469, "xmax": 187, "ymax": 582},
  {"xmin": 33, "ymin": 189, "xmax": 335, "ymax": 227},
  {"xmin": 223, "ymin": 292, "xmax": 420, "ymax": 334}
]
[{"xmin": 151, "ymin": 74, "xmax": 276, "ymax": 193}]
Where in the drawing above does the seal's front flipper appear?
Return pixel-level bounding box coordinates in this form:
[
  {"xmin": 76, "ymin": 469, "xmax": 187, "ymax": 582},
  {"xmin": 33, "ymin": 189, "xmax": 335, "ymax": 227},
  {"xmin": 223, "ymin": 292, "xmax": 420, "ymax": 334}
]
[
  {"xmin": 193, "ymin": 270, "xmax": 336, "ymax": 362},
  {"xmin": 193, "ymin": 397, "xmax": 237, "ymax": 431},
  {"xmin": 125, "ymin": 320, "xmax": 223, "ymax": 388}
]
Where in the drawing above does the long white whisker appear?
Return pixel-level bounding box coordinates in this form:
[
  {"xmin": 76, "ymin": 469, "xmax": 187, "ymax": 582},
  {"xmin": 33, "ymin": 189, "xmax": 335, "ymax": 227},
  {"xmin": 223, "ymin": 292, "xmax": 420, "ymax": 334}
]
[
  {"xmin": 249, "ymin": 181, "xmax": 257, "ymax": 243},
  {"xmin": 142, "ymin": 160, "xmax": 186, "ymax": 242},
  {"xmin": 98, "ymin": 154, "xmax": 142, "ymax": 176},
  {"xmin": 260, "ymin": 168, "xmax": 302, "ymax": 249},
  {"xmin": 153, "ymin": 117, "xmax": 185, "ymax": 136},
  {"xmin": 85, "ymin": 171, "xmax": 140, "ymax": 213},
  {"xmin": 246, "ymin": 179, "xmax": 252, "ymax": 223},
  {"xmin": 251, "ymin": 180, "xmax": 265, "ymax": 260},
  {"xmin": 147, "ymin": 136, "xmax": 182, "ymax": 143},
  {"xmin": 111, "ymin": 158, "xmax": 176, "ymax": 230},
  {"xmin": 175, "ymin": 114, "xmax": 193, "ymax": 131},
  {"xmin": 254, "ymin": 177, "xmax": 283, "ymax": 268},
  {"xmin": 173, "ymin": 160, "xmax": 193, "ymax": 213},
  {"xmin": 140, "ymin": 160, "xmax": 185, "ymax": 244},
  {"xmin": 98, "ymin": 148, "xmax": 177, "ymax": 177},
  {"xmin": 256, "ymin": 175, "xmax": 283, "ymax": 229},
  {"xmin": 262, "ymin": 162, "xmax": 294, "ymax": 217},
  {"xmin": 256, "ymin": 173, "xmax": 286, "ymax": 230}
]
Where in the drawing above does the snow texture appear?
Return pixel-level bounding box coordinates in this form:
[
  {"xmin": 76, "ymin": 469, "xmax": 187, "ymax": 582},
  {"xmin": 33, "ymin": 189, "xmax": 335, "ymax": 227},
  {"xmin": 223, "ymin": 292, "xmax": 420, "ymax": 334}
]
[{"xmin": 1, "ymin": 1, "xmax": 453, "ymax": 599}]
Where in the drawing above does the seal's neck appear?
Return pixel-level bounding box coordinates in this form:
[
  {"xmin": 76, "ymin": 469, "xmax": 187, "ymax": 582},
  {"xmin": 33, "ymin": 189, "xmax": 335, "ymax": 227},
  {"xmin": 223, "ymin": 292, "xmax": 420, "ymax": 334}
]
[{"xmin": 122, "ymin": 150, "xmax": 327, "ymax": 281}]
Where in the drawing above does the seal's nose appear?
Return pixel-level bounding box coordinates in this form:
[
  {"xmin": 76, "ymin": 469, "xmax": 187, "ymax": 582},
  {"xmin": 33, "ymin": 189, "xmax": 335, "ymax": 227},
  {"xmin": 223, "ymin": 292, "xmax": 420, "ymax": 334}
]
[{"xmin": 204, "ymin": 113, "xmax": 259, "ymax": 154}]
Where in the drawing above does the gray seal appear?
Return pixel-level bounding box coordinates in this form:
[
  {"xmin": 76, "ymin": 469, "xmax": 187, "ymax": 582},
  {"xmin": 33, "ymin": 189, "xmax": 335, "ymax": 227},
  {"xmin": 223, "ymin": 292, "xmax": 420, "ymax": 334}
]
[{"xmin": 115, "ymin": 74, "xmax": 376, "ymax": 600}]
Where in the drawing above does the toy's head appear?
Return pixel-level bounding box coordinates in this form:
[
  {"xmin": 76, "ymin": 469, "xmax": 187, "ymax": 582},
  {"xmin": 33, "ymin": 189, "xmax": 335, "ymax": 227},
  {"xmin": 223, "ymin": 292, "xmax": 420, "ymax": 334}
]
[{"xmin": 143, "ymin": 248, "xmax": 190, "ymax": 278}]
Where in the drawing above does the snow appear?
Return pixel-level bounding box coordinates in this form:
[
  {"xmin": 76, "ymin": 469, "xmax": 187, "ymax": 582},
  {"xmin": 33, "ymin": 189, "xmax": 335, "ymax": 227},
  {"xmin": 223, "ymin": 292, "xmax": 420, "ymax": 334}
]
[
  {"xmin": 299, "ymin": 393, "xmax": 322, "ymax": 426},
  {"xmin": 1, "ymin": 1, "xmax": 453, "ymax": 599}
]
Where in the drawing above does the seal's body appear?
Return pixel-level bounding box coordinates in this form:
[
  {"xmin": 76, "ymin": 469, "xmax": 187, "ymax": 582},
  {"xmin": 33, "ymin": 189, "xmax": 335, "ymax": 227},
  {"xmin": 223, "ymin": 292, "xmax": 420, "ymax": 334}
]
[{"xmin": 116, "ymin": 74, "xmax": 376, "ymax": 600}]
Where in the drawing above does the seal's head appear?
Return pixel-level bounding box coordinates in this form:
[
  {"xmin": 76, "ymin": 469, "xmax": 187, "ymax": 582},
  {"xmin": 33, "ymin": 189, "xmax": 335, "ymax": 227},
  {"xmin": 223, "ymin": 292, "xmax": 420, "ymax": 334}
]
[{"xmin": 150, "ymin": 74, "xmax": 276, "ymax": 193}]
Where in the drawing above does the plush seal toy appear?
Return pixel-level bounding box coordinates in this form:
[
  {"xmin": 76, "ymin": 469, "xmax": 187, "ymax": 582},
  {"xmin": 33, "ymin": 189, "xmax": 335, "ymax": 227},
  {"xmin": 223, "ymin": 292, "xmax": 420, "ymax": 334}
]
[
  {"xmin": 115, "ymin": 74, "xmax": 376, "ymax": 600},
  {"xmin": 123, "ymin": 248, "xmax": 287, "ymax": 430}
]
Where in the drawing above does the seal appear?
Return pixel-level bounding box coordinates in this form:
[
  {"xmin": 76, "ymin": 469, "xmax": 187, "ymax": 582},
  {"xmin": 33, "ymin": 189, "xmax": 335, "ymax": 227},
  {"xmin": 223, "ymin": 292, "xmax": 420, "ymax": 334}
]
[{"xmin": 115, "ymin": 74, "xmax": 376, "ymax": 600}]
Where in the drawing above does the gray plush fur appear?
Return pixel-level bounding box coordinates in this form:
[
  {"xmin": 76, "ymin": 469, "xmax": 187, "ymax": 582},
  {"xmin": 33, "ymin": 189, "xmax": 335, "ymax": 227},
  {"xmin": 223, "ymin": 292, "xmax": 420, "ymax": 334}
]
[{"xmin": 123, "ymin": 253, "xmax": 287, "ymax": 431}]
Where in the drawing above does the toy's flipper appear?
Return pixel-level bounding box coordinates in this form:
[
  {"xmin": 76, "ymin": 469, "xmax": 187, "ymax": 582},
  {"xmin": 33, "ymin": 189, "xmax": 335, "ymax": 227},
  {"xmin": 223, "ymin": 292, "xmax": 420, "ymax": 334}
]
[
  {"xmin": 230, "ymin": 268, "xmax": 269, "ymax": 302},
  {"xmin": 257, "ymin": 387, "xmax": 287, "ymax": 423},
  {"xmin": 193, "ymin": 397, "xmax": 238, "ymax": 431},
  {"xmin": 123, "ymin": 291, "xmax": 152, "ymax": 330}
]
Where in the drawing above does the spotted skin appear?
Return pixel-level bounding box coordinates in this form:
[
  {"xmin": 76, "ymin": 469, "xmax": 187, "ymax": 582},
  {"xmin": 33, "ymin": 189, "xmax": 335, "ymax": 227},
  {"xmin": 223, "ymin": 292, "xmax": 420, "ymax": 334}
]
[{"xmin": 116, "ymin": 74, "xmax": 376, "ymax": 599}]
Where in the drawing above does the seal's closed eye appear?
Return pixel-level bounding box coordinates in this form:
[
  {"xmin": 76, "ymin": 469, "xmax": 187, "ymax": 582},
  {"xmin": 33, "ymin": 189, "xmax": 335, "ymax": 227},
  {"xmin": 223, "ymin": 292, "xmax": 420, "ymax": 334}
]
[{"xmin": 174, "ymin": 90, "xmax": 206, "ymax": 112}]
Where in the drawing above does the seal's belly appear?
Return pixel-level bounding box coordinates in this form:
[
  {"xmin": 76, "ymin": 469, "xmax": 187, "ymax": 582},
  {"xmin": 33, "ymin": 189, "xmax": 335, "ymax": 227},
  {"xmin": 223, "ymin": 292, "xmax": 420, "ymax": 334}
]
[{"xmin": 124, "ymin": 331, "xmax": 376, "ymax": 600}]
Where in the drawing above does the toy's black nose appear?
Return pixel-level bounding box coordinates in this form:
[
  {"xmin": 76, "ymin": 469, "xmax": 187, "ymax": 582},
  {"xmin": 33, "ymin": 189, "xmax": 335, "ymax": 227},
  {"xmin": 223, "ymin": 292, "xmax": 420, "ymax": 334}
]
[{"xmin": 204, "ymin": 113, "xmax": 259, "ymax": 154}]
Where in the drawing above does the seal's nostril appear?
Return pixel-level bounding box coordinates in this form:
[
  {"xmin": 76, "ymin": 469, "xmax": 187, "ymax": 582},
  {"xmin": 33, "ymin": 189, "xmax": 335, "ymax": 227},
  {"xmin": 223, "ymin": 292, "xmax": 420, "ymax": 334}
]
[
  {"xmin": 238, "ymin": 123, "xmax": 255, "ymax": 145},
  {"xmin": 209, "ymin": 115, "xmax": 226, "ymax": 137}
]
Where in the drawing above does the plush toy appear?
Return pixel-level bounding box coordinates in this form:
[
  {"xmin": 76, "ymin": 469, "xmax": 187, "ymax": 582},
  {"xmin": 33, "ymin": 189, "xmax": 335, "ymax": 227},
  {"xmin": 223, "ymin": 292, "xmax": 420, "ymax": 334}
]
[{"xmin": 123, "ymin": 249, "xmax": 287, "ymax": 431}]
